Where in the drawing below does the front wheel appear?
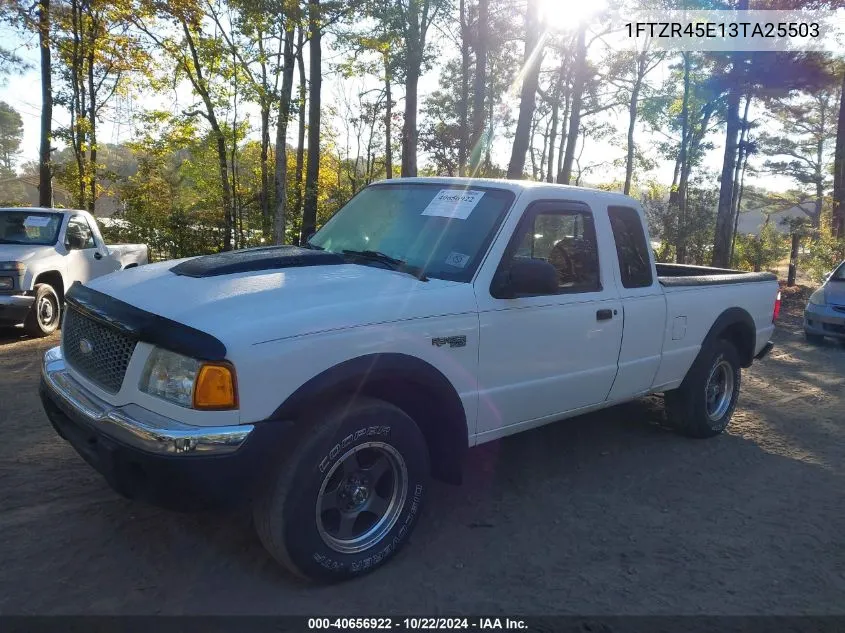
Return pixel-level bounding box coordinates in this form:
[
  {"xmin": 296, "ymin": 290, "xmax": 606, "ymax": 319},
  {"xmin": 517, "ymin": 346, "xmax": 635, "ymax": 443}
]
[
  {"xmin": 253, "ymin": 397, "xmax": 430, "ymax": 582},
  {"xmin": 24, "ymin": 283, "xmax": 61, "ymax": 337},
  {"xmin": 665, "ymin": 338, "xmax": 741, "ymax": 438}
]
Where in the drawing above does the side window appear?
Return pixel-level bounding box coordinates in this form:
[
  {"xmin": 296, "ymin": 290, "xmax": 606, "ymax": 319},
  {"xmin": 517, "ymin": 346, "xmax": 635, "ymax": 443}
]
[
  {"xmin": 608, "ymin": 206, "xmax": 653, "ymax": 288},
  {"xmin": 66, "ymin": 216, "xmax": 95, "ymax": 250},
  {"xmin": 509, "ymin": 208, "xmax": 601, "ymax": 294}
]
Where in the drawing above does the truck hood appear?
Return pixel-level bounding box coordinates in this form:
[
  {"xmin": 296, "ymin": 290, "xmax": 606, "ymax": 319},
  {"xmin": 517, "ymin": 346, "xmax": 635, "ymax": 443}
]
[
  {"xmin": 0, "ymin": 243, "xmax": 54, "ymax": 264},
  {"xmin": 86, "ymin": 258, "xmax": 473, "ymax": 347}
]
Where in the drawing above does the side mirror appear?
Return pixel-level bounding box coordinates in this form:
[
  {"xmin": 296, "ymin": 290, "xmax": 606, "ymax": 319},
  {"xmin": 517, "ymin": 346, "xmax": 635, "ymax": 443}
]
[{"xmin": 493, "ymin": 258, "xmax": 559, "ymax": 299}]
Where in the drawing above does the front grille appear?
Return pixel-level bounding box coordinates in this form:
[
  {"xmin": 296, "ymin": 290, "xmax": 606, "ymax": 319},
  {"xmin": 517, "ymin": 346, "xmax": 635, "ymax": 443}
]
[
  {"xmin": 63, "ymin": 307, "xmax": 138, "ymax": 393},
  {"xmin": 823, "ymin": 322, "xmax": 845, "ymax": 334}
]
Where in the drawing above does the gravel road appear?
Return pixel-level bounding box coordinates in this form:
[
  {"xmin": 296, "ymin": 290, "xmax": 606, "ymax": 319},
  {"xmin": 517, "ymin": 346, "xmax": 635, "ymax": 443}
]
[{"xmin": 1, "ymin": 288, "xmax": 843, "ymax": 615}]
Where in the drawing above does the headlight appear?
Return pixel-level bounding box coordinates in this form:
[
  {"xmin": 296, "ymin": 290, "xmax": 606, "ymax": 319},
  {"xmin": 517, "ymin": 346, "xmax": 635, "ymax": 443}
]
[
  {"xmin": 808, "ymin": 288, "xmax": 826, "ymax": 306},
  {"xmin": 0, "ymin": 276, "xmax": 13, "ymax": 290},
  {"xmin": 0, "ymin": 261, "xmax": 25, "ymax": 272},
  {"xmin": 140, "ymin": 348, "xmax": 237, "ymax": 410}
]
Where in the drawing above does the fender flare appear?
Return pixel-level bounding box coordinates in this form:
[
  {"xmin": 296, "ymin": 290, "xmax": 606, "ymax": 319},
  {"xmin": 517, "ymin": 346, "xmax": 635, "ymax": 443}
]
[
  {"xmin": 270, "ymin": 353, "xmax": 469, "ymax": 484},
  {"xmin": 698, "ymin": 307, "xmax": 757, "ymax": 369}
]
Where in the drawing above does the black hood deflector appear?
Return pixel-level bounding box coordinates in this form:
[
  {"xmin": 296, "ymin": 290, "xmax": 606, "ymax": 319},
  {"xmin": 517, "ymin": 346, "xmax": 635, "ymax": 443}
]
[{"xmin": 170, "ymin": 245, "xmax": 344, "ymax": 278}]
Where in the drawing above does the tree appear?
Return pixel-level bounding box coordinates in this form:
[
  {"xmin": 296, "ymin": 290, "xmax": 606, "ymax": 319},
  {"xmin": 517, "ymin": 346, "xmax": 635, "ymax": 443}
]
[
  {"xmin": 300, "ymin": 0, "xmax": 321, "ymax": 243},
  {"xmin": 758, "ymin": 90, "xmax": 839, "ymax": 229},
  {"xmin": 392, "ymin": 0, "xmax": 446, "ymax": 177},
  {"xmin": 52, "ymin": 0, "xmax": 144, "ymax": 212},
  {"xmin": 0, "ymin": 102, "xmax": 24, "ymax": 175},
  {"xmin": 506, "ymin": 0, "xmax": 543, "ymax": 180},
  {"xmin": 606, "ymin": 44, "xmax": 663, "ymax": 194},
  {"xmin": 830, "ymin": 67, "xmax": 845, "ymax": 237}
]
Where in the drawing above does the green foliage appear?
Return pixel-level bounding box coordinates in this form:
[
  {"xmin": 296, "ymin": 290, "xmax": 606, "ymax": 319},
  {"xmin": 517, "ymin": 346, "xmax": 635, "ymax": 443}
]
[
  {"xmin": 800, "ymin": 225, "xmax": 845, "ymax": 284},
  {"xmin": 0, "ymin": 101, "xmax": 23, "ymax": 175},
  {"xmin": 732, "ymin": 222, "xmax": 789, "ymax": 273},
  {"xmin": 642, "ymin": 182, "xmax": 717, "ymax": 265}
]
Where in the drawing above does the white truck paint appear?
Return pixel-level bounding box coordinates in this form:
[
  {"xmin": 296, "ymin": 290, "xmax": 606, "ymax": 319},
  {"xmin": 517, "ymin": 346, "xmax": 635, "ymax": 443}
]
[
  {"xmin": 0, "ymin": 207, "xmax": 147, "ymax": 336},
  {"xmin": 41, "ymin": 178, "xmax": 779, "ymax": 581}
]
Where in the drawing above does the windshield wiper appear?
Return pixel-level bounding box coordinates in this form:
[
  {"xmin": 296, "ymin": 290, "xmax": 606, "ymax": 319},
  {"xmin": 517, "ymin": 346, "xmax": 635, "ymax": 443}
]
[
  {"xmin": 301, "ymin": 240, "xmax": 324, "ymax": 250},
  {"xmin": 341, "ymin": 249, "xmax": 428, "ymax": 281}
]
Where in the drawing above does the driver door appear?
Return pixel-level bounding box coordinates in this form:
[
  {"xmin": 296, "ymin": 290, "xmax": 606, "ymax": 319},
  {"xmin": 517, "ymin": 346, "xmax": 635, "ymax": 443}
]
[
  {"xmin": 64, "ymin": 215, "xmax": 111, "ymax": 285},
  {"xmin": 474, "ymin": 201, "xmax": 623, "ymax": 436}
]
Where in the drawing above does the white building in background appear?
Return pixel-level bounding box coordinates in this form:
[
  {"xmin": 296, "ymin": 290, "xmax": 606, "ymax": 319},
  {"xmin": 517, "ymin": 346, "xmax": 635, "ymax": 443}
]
[{"xmin": 735, "ymin": 201, "xmax": 816, "ymax": 236}]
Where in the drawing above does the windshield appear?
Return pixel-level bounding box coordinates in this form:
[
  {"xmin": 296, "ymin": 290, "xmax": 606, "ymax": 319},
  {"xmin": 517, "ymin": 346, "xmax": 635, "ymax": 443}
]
[
  {"xmin": 0, "ymin": 210, "xmax": 62, "ymax": 246},
  {"xmin": 830, "ymin": 262, "xmax": 845, "ymax": 281},
  {"xmin": 309, "ymin": 183, "xmax": 515, "ymax": 282}
]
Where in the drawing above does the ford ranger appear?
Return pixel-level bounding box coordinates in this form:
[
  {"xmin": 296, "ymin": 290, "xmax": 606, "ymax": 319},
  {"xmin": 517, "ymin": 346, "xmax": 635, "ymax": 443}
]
[
  {"xmin": 0, "ymin": 207, "xmax": 148, "ymax": 336},
  {"xmin": 39, "ymin": 178, "xmax": 779, "ymax": 581}
]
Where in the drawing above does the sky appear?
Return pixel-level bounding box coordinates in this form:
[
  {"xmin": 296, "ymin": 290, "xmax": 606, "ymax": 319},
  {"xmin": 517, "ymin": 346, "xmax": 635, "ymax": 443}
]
[{"xmin": 0, "ymin": 12, "xmax": 803, "ymax": 197}]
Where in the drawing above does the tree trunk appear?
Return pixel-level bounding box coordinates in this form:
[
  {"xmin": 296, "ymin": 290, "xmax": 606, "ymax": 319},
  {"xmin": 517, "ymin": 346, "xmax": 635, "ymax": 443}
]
[
  {"xmin": 729, "ymin": 146, "xmax": 750, "ymax": 266},
  {"xmin": 383, "ymin": 49, "xmax": 393, "ymax": 179},
  {"xmin": 182, "ymin": 20, "xmax": 233, "ymax": 250},
  {"xmin": 470, "ymin": 0, "xmax": 488, "ymax": 172},
  {"xmin": 833, "ymin": 70, "xmax": 845, "ymax": 237},
  {"xmin": 507, "ymin": 0, "xmax": 543, "ymax": 180},
  {"xmin": 729, "ymin": 94, "xmax": 751, "ymax": 226},
  {"xmin": 86, "ymin": 33, "xmax": 96, "ymax": 213},
  {"xmin": 38, "ymin": 0, "xmax": 52, "ymax": 207},
  {"xmin": 401, "ymin": 62, "xmax": 419, "ymax": 177},
  {"xmin": 301, "ymin": 0, "xmax": 322, "ymax": 244},
  {"xmin": 295, "ymin": 28, "xmax": 306, "ymax": 211},
  {"xmin": 813, "ymin": 115, "xmax": 824, "ymax": 229},
  {"xmin": 623, "ymin": 77, "xmax": 641, "ymax": 195},
  {"xmin": 675, "ymin": 53, "xmax": 691, "ymax": 264},
  {"xmin": 457, "ymin": 0, "xmax": 469, "ymax": 176},
  {"xmin": 712, "ymin": 85, "xmax": 742, "ymax": 267},
  {"xmin": 258, "ymin": 34, "xmax": 271, "ymax": 235},
  {"xmin": 273, "ymin": 24, "xmax": 296, "ymax": 245},
  {"xmin": 787, "ymin": 232, "xmax": 800, "ymax": 287},
  {"xmin": 558, "ymin": 26, "xmax": 586, "ymax": 184}
]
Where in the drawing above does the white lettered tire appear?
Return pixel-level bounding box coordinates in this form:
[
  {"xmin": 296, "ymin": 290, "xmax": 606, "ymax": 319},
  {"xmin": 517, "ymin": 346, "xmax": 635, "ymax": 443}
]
[{"xmin": 253, "ymin": 397, "xmax": 430, "ymax": 582}]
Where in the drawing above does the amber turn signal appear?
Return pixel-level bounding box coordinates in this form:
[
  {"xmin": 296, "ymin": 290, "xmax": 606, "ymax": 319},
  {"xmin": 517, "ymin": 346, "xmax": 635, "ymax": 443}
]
[{"xmin": 193, "ymin": 363, "xmax": 238, "ymax": 410}]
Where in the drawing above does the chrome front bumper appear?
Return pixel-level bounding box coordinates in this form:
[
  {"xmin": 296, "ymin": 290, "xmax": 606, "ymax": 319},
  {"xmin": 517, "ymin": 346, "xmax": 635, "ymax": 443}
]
[{"xmin": 41, "ymin": 346, "xmax": 254, "ymax": 456}]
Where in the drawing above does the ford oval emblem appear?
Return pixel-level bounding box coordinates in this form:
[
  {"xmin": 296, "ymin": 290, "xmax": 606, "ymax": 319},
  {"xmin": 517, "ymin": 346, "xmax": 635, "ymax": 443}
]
[{"xmin": 79, "ymin": 338, "xmax": 94, "ymax": 355}]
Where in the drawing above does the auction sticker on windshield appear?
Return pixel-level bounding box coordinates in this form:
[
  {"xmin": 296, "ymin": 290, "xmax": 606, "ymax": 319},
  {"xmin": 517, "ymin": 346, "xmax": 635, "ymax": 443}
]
[
  {"xmin": 24, "ymin": 215, "xmax": 52, "ymax": 228},
  {"xmin": 421, "ymin": 189, "xmax": 485, "ymax": 220}
]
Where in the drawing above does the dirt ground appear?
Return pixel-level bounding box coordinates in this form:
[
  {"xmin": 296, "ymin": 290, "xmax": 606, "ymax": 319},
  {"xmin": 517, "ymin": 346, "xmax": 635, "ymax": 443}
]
[{"xmin": 1, "ymin": 288, "xmax": 844, "ymax": 615}]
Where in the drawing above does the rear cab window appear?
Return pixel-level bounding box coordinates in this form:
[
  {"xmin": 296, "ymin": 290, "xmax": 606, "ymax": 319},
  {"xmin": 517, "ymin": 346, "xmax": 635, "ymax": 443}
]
[{"xmin": 608, "ymin": 205, "xmax": 654, "ymax": 289}]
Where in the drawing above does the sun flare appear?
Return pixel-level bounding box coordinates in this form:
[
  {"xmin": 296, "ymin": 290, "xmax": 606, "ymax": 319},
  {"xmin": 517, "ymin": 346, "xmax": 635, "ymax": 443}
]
[{"xmin": 538, "ymin": 0, "xmax": 608, "ymax": 32}]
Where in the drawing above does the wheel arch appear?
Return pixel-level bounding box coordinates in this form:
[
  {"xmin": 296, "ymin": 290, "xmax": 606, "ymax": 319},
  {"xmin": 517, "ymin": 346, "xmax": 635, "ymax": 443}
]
[
  {"xmin": 700, "ymin": 307, "xmax": 756, "ymax": 369},
  {"xmin": 271, "ymin": 353, "xmax": 469, "ymax": 485},
  {"xmin": 33, "ymin": 270, "xmax": 65, "ymax": 303}
]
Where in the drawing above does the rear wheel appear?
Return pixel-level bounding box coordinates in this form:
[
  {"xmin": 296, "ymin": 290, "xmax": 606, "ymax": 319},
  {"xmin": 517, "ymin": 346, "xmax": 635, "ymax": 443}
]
[
  {"xmin": 253, "ymin": 397, "xmax": 429, "ymax": 582},
  {"xmin": 24, "ymin": 283, "xmax": 61, "ymax": 337},
  {"xmin": 666, "ymin": 338, "xmax": 741, "ymax": 438},
  {"xmin": 805, "ymin": 331, "xmax": 825, "ymax": 344}
]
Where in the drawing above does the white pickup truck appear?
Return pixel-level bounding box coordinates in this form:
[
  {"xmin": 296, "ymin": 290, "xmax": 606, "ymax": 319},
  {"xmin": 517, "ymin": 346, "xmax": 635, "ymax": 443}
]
[
  {"xmin": 0, "ymin": 207, "xmax": 147, "ymax": 336},
  {"xmin": 40, "ymin": 178, "xmax": 779, "ymax": 581}
]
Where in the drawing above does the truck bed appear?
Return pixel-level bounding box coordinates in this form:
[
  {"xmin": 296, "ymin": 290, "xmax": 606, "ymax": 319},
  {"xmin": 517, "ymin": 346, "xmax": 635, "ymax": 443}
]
[{"xmin": 656, "ymin": 263, "xmax": 777, "ymax": 287}]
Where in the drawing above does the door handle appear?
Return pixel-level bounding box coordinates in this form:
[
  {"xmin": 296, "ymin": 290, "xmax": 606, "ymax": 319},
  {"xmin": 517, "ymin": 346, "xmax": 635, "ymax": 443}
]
[
  {"xmin": 596, "ymin": 309, "xmax": 613, "ymax": 321},
  {"xmin": 94, "ymin": 252, "xmax": 103, "ymax": 260}
]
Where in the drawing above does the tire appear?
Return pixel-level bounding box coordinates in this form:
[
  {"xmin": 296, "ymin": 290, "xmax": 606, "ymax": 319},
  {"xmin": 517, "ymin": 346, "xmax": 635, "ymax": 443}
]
[
  {"xmin": 24, "ymin": 283, "xmax": 61, "ymax": 337},
  {"xmin": 805, "ymin": 331, "xmax": 825, "ymax": 344},
  {"xmin": 665, "ymin": 338, "xmax": 741, "ymax": 439},
  {"xmin": 253, "ymin": 396, "xmax": 430, "ymax": 582}
]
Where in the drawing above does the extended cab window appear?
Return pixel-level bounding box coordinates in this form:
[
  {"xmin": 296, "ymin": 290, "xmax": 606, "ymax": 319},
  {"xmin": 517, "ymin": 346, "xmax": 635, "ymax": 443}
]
[
  {"xmin": 66, "ymin": 216, "xmax": 95, "ymax": 250},
  {"xmin": 507, "ymin": 206, "xmax": 601, "ymax": 294},
  {"xmin": 608, "ymin": 205, "xmax": 653, "ymax": 288}
]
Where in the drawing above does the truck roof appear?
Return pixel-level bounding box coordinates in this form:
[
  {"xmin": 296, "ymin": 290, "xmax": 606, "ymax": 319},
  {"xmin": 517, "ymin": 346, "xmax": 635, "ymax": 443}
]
[
  {"xmin": 374, "ymin": 177, "xmax": 640, "ymax": 207},
  {"xmin": 0, "ymin": 207, "xmax": 84, "ymax": 215}
]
